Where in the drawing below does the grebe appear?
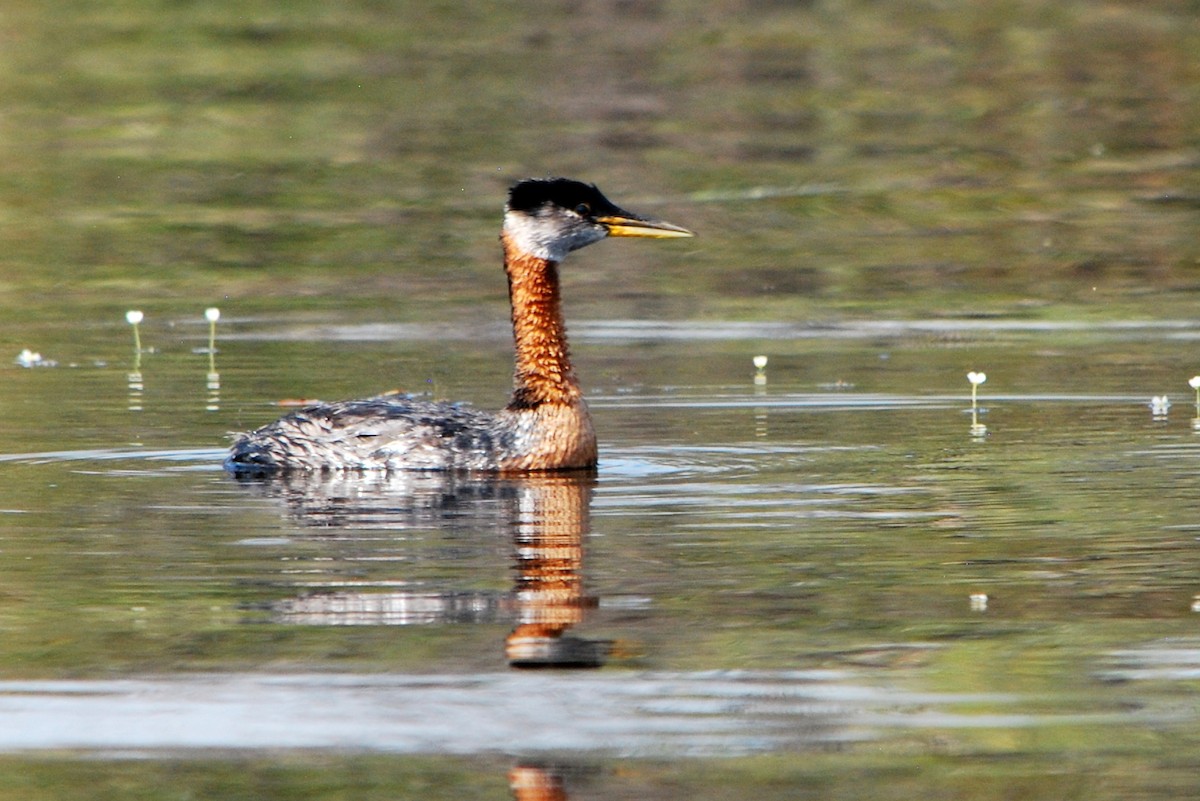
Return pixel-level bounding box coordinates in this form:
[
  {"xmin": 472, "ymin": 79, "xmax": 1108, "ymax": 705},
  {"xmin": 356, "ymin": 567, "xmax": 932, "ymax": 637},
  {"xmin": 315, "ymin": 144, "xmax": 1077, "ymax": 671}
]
[{"xmin": 225, "ymin": 177, "xmax": 693, "ymax": 473}]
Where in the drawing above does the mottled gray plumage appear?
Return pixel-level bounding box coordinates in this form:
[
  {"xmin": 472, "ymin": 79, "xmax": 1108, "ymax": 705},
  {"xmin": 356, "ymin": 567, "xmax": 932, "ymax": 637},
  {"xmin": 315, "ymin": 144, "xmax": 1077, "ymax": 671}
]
[{"xmin": 227, "ymin": 395, "xmax": 527, "ymax": 471}]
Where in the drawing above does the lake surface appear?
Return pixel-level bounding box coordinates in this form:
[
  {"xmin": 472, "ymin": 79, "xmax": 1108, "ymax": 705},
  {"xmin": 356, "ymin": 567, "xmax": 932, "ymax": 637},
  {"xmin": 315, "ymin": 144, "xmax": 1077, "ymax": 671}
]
[{"xmin": 2, "ymin": 1, "xmax": 1199, "ymax": 798}]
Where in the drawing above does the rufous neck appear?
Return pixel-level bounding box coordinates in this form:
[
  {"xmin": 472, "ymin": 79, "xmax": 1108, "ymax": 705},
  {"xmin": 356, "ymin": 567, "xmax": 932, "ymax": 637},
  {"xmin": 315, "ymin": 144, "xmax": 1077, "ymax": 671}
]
[{"xmin": 502, "ymin": 232, "xmax": 583, "ymax": 409}]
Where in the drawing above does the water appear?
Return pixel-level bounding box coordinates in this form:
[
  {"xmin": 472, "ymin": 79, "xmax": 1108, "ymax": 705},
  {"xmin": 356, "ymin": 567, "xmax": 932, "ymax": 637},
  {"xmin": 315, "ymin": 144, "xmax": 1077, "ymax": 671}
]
[
  {"xmin": 3, "ymin": 0, "xmax": 1200, "ymax": 797},
  {"xmin": 6, "ymin": 324, "xmax": 1200, "ymax": 795}
]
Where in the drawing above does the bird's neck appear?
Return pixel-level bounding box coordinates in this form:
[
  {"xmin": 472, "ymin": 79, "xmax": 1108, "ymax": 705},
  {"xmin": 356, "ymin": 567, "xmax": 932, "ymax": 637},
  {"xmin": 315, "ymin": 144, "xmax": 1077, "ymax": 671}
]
[{"xmin": 502, "ymin": 232, "xmax": 584, "ymax": 409}]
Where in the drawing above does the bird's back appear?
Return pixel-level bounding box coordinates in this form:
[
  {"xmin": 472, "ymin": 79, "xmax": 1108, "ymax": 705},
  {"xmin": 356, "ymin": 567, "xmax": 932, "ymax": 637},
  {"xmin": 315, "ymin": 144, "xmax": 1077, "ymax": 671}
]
[{"xmin": 225, "ymin": 395, "xmax": 517, "ymax": 472}]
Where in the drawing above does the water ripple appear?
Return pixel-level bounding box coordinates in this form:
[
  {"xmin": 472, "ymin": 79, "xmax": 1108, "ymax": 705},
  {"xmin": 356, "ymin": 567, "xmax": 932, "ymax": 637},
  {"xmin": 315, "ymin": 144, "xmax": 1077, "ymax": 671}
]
[{"xmin": 0, "ymin": 446, "xmax": 225, "ymax": 466}]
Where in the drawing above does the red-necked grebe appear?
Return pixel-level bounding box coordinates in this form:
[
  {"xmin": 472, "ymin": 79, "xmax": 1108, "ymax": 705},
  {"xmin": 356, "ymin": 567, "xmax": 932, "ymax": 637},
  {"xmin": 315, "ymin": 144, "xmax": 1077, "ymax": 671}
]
[{"xmin": 225, "ymin": 177, "xmax": 693, "ymax": 473}]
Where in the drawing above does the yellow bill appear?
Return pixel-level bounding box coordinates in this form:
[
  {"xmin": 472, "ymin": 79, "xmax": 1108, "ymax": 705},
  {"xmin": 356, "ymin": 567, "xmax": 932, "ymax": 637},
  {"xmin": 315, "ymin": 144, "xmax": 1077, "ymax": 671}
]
[{"xmin": 597, "ymin": 214, "xmax": 695, "ymax": 239}]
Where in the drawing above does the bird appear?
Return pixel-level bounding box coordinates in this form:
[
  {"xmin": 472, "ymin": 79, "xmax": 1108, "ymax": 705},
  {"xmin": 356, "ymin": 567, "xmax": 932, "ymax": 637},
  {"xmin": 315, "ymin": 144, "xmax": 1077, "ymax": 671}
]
[{"xmin": 224, "ymin": 177, "xmax": 693, "ymax": 473}]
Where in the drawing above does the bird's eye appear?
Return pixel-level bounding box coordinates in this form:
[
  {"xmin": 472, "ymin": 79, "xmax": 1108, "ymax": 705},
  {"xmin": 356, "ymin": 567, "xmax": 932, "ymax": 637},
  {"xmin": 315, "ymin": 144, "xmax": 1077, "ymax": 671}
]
[{"xmin": 574, "ymin": 203, "xmax": 591, "ymax": 217}]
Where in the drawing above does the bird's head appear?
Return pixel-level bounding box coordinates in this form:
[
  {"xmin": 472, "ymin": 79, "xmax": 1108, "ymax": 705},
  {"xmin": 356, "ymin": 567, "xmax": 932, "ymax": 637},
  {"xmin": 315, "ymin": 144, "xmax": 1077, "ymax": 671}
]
[{"xmin": 503, "ymin": 178, "xmax": 693, "ymax": 262}]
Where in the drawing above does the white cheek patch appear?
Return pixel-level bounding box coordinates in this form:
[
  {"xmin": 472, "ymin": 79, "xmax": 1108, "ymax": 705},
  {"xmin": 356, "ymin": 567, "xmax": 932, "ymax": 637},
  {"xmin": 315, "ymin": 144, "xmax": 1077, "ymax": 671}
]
[
  {"xmin": 503, "ymin": 211, "xmax": 606, "ymax": 261},
  {"xmin": 503, "ymin": 213, "xmax": 563, "ymax": 261}
]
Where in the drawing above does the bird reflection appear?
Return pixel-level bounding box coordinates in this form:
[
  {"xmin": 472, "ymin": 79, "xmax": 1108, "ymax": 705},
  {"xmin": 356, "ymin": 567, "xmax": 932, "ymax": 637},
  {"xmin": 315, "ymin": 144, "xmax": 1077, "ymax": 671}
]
[
  {"xmin": 231, "ymin": 470, "xmax": 610, "ymax": 668},
  {"xmin": 509, "ymin": 764, "xmax": 569, "ymax": 801},
  {"xmin": 506, "ymin": 474, "xmax": 607, "ymax": 668}
]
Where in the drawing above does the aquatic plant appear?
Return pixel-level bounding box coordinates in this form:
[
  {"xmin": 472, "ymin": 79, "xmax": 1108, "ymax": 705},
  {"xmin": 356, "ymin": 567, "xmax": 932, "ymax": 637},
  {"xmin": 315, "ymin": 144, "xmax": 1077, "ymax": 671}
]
[
  {"xmin": 14, "ymin": 349, "xmax": 55, "ymax": 368},
  {"xmin": 967, "ymin": 370, "xmax": 986, "ymax": 396},
  {"xmin": 967, "ymin": 371, "xmax": 987, "ymax": 436},
  {"xmin": 205, "ymin": 307, "xmax": 221, "ymax": 410},
  {"xmin": 125, "ymin": 310, "xmax": 144, "ymax": 354},
  {"xmin": 752, "ymin": 355, "xmax": 768, "ymax": 387},
  {"xmin": 205, "ymin": 307, "xmax": 220, "ymax": 355}
]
